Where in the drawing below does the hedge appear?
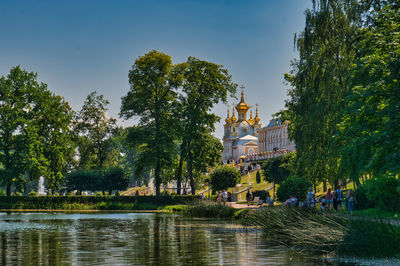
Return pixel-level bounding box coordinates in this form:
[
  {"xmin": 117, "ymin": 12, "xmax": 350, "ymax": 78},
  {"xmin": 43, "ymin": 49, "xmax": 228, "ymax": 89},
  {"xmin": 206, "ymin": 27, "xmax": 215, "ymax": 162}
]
[{"xmin": 0, "ymin": 195, "xmax": 201, "ymax": 210}]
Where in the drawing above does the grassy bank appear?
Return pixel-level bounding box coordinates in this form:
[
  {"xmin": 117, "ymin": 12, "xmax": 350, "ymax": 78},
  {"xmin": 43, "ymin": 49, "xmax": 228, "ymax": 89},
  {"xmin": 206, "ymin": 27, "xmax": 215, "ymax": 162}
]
[
  {"xmin": 174, "ymin": 201, "xmax": 250, "ymax": 219},
  {"xmin": 248, "ymin": 207, "xmax": 400, "ymax": 258},
  {"xmin": 0, "ymin": 195, "xmax": 200, "ymax": 210}
]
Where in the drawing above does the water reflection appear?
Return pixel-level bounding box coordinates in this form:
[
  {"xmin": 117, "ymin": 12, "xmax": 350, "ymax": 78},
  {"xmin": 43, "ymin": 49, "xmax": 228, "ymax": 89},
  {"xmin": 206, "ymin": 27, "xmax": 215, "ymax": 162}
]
[{"xmin": 0, "ymin": 213, "xmax": 337, "ymax": 265}]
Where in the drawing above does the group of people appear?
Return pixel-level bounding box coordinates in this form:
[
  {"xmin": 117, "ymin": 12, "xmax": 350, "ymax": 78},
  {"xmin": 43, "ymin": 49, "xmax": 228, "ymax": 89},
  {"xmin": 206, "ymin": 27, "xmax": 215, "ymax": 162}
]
[
  {"xmin": 216, "ymin": 190, "xmax": 230, "ymax": 204},
  {"xmin": 284, "ymin": 185, "xmax": 357, "ymax": 213},
  {"xmin": 246, "ymin": 190, "xmax": 274, "ymax": 207}
]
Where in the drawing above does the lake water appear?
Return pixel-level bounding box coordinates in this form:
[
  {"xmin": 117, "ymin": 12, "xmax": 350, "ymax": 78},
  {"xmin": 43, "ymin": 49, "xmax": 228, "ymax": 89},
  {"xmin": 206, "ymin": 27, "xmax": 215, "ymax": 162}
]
[{"xmin": 0, "ymin": 212, "xmax": 339, "ymax": 265}]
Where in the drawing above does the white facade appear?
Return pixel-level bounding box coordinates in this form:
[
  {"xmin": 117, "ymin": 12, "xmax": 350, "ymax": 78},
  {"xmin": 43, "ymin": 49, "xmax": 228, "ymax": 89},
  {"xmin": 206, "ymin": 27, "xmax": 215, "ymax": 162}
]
[
  {"xmin": 222, "ymin": 91, "xmax": 261, "ymax": 164},
  {"xmin": 258, "ymin": 119, "xmax": 295, "ymax": 154}
]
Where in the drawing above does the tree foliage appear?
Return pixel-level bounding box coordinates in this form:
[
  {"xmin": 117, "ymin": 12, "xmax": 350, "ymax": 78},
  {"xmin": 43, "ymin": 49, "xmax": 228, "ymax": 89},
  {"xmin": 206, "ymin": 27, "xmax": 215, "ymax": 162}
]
[
  {"xmin": 210, "ymin": 166, "xmax": 241, "ymax": 191},
  {"xmin": 0, "ymin": 66, "xmax": 75, "ymax": 195},
  {"xmin": 75, "ymin": 91, "xmax": 118, "ymax": 169},
  {"xmin": 65, "ymin": 167, "xmax": 128, "ymax": 194},
  {"xmin": 276, "ymin": 176, "xmax": 311, "ymax": 203},
  {"xmin": 173, "ymin": 57, "xmax": 236, "ymax": 194},
  {"xmin": 337, "ymin": 6, "xmax": 400, "ymax": 177},
  {"xmin": 120, "ymin": 50, "xmax": 178, "ymax": 195}
]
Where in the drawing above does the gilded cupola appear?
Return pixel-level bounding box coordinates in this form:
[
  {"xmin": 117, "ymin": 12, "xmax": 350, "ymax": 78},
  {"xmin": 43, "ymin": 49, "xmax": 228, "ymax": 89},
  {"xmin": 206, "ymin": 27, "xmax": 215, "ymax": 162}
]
[{"xmin": 235, "ymin": 89, "xmax": 250, "ymax": 121}]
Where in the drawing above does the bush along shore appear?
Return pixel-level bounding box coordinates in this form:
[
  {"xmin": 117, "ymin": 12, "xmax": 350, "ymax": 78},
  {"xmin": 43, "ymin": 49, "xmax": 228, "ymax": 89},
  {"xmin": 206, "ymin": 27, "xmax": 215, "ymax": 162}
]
[
  {"xmin": 0, "ymin": 195, "xmax": 201, "ymax": 210},
  {"xmin": 248, "ymin": 207, "xmax": 400, "ymax": 258}
]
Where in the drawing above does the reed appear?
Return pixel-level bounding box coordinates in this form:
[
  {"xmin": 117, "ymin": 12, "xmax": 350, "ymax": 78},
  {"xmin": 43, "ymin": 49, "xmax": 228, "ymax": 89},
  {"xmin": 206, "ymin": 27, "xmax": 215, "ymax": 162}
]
[{"xmin": 248, "ymin": 207, "xmax": 400, "ymax": 258}]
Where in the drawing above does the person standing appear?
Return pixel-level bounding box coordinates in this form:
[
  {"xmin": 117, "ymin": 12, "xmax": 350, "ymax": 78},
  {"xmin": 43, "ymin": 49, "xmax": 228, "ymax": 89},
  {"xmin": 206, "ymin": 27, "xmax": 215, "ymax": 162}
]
[
  {"xmin": 306, "ymin": 188, "xmax": 315, "ymax": 208},
  {"xmin": 346, "ymin": 189, "xmax": 356, "ymax": 214},
  {"xmin": 333, "ymin": 185, "xmax": 343, "ymax": 211},
  {"xmin": 246, "ymin": 189, "xmax": 253, "ymax": 206},
  {"xmin": 266, "ymin": 192, "xmax": 274, "ymax": 207},
  {"xmin": 326, "ymin": 188, "xmax": 333, "ymax": 210},
  {"xmin": 217, "ymin": 191, "xmax": 223, "ymax": 203},
  {"xmin": 222, "ymin": 190, "xmax": 228, "ymax": 205}
]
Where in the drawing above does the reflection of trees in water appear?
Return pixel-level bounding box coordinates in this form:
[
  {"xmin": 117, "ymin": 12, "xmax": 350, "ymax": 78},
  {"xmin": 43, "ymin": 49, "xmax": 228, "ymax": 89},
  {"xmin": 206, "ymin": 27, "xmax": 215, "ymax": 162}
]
[{"xmin": 0, "ymin": 214, "xmax": 319, "ymax": 265}]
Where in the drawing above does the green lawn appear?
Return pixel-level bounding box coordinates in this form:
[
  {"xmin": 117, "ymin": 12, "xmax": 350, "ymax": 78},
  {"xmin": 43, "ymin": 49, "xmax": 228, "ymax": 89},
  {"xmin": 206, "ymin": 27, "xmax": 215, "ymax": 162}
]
[
  {"xmin": 229, "ymin": 170, "xmax": 273, "ymax": 201},
  {"xmin": 351, "ymin": 208, "xmax": 400, "ymax": 220}
]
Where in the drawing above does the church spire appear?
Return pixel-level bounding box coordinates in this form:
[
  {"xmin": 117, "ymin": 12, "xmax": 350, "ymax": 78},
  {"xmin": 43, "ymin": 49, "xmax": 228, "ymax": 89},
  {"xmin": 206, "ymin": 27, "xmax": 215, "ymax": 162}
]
[
  {"xmin": 231, "ymin": 106, "xmax": 237, "ymax": 122},
  {"xmin": 235, "ymin": 86, "xmax": 250, "ymax": 121},
  {"xmin": 254, "ymin": 104, "xmax": 261, "ymax": 123},
  {"xmin": 225, "ymin": 104, "xmax": 231, "ymax": 124}
]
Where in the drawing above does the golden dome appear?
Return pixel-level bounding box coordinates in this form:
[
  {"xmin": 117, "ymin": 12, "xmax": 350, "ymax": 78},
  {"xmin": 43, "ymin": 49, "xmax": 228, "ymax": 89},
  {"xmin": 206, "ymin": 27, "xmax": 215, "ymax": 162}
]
[
  {"xmin": 225, "ymin": 106, "xmax": 231, "ymax": 123},
  {"xmin": 235, "ymin": 91, "xmax": 250, "ymax": 112},
  {"xmin": 231, "ymin": 107, "xmax": 237, "ymax": 122},
  {"xmin": 254, "ymin": 104, "xmax": 261, "ymax": 122}
]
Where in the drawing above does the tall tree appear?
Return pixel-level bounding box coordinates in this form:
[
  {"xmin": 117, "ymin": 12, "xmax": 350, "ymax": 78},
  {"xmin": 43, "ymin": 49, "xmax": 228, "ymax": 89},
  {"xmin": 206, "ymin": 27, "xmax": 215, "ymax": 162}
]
[
  {"xmin": 0, "ymin": 66, "xmax": 74, "ymax": 195},
  {"xmin": 0, "ymin": 67, "xmax": 43, "ymax": 195},
  {"xmin": 173, "ymin": 57, "xmax": 236, "ymax": 194},
  {"xmin": 120, "ymin": 50, "xmax": 178, "ymax": 195},
  {"xmin": 75, "ymin": 91, "xmax": 118, "ymax": 169},
  {"xmin": 282, "ymin": 0, "xmax": 363, "ymax": 186},
  {"xmin": 33, "ymin": 91, "xmax": 75, "ymax": 193},
  {"xmin": 338, "ymin": 4, "xmax": 400, "ymax": 179},
  {"xmin": 262, "ymin": 152, "xmax": 294, "ymax": 197}
]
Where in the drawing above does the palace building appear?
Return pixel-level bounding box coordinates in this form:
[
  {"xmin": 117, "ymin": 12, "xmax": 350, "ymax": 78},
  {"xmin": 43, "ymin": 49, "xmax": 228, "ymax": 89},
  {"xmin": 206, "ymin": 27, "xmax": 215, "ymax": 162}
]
[
  {"xmin": 258, "ymin": 119, "xmax": 295, "ymax": 154},
  {"xmin": 222, "ymin": 91, "xmax": 261, "ymax": 164}
]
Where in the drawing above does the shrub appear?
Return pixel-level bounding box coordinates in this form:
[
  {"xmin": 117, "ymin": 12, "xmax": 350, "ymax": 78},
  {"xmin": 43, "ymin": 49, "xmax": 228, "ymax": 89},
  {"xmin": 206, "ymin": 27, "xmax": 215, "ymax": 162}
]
[
  {"xmin": 364, "ymin": 177, "xmax": 400, "ymax": 212},
  {"xmin": 256, "ymin": 171, "xmax": 261, "ymax": 184},
  {"xmin": 183, "ymin": 201, "xmax": 235, "ymax": 218},
  {"xmin": 210, "ymin": 166, "xmax": 241, "ymax": 191},
  {"xmin": 354, "ymin": 185, "xmax": 374, "ymax": 210},
  {"xmin": 253, "ymin": 190, "xmax": 268, "ymax": 201},
  {"xmin": 276, "ymin": 176, "xmax": 311, "ymax": 203},
  {"xmin": 95, "ymin": 191, "xmax": 103, "ymax": 197},
  {"xmin": 0, "ymin": 195, "xmax": 201, "ymax": 209}
]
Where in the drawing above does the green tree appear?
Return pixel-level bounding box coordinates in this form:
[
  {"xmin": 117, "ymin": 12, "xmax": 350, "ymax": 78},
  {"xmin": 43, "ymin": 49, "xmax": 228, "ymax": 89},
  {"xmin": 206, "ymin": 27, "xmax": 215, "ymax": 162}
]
[
  {"xmin": 173, "ymin": 57, "xmax": 236, "ymax": 194},
  {"xmin": 100, "ymin": 167, "xmax": 130, "ymax": 195},
  {"xmin": 0, "ymin": 67, "xmax": 72, "ymax": 195},
  {"xmin": 337, "ymin": 5, "xmax": 400, "ymax": 179},
  {"xmin": 210, "ymin": 165, "xmax": 241, "ymax": 191},
  {"xmin": 75, "ymin": 91, "xmax": 118, "ymax": 169},
  {"xmin": 276, "ymin": 176, "xmax": 311, "ymax": 203},
  {"xmin": 34, "ymin": 92, "xmax": 76, "ymax": 193},
  {"xmin": 281, "ymin": 0, "xmax": 364, "ymax": 186},
  {"xmin": 256, "ymin": 171, "xmax": 261, "ymax": 184},
  {"xmin": 262, "ymin": 153, "xmax": 293, "ymax": 196},
  {"xmin": 120, "ymin": 50, "xmax": 178, "ymax": 195}
]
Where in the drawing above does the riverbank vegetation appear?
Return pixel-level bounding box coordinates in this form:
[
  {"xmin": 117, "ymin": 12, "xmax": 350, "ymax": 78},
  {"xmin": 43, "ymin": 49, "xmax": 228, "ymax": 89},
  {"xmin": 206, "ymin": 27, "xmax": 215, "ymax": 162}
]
[
  {"xmin": 249, "ymin": 207, "xmax": 400, "ymax": 258},
  {"xmin": 0, "ymin": 195, "xmax": 200, "ymax": 210}
]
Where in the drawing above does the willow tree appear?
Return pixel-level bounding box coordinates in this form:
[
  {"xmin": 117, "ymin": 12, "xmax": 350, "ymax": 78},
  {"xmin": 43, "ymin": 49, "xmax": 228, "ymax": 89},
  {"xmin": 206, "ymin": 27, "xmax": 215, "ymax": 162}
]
[
  {"xmin": 282, "ymin": 0, "xmax": 363, "ymax": 186},
  {"xmin": 338, "ymin": 4, "xmax": 400, "ymax": 180},
  {"xmin": 120, "ymin": 50, "xmax": 178, "ymax": 195},
  {"xmin": 173, "ymin": 57, "xmax": 236, "ymax": 194}
]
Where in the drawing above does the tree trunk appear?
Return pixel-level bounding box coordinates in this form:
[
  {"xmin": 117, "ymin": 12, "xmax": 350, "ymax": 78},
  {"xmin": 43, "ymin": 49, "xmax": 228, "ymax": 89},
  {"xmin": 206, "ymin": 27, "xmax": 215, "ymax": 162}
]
[
  {"xmin": 6, "ymin": 182, "xmax": 12, "ymax": 196},
  {"xmin": 273, "ymin": 181, "xmax": 275, "ymax": 199},
  {"xmin": 323, "ymin": 179, "xmax": 327, "ymax": 192},
  {"xmin": 176, "ymin": 142, "xmax": 185, "ymax": 195},
  {"xmin": 109, "ymin": 189, "xmax": 112, "ymax": 195},
  {"xmin": 155, "ymin": 160, "xmax": 161, "ymax": 196},
  {"xmin": 354, "ymin": 177, "xmax": 361, "ymax": 188},
  {"xmin": 188, "ymin": 150, "xmax": 195, "ymax": 195}
]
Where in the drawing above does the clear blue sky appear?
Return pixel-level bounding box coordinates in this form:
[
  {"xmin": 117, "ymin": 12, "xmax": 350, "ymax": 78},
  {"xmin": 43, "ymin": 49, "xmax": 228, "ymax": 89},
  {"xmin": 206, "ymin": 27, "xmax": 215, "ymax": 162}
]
[{"xmin": 0, "ymin": 0, "xmax": 311, "ymax": 139}]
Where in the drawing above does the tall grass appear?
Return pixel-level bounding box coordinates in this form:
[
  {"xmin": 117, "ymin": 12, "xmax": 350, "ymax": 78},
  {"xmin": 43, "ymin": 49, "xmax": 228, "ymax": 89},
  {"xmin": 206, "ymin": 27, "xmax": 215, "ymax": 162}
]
[{"xmin": 248, "ymin": 207, "xmax": 400, "ymax": 258}]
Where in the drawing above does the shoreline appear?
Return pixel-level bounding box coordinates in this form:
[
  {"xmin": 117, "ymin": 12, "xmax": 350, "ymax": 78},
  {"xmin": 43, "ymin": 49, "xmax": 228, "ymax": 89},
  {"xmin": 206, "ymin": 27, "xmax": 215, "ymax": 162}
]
[{"xmin": 0, "ymin": 209, "xmax": 168, "ymax": 213}]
